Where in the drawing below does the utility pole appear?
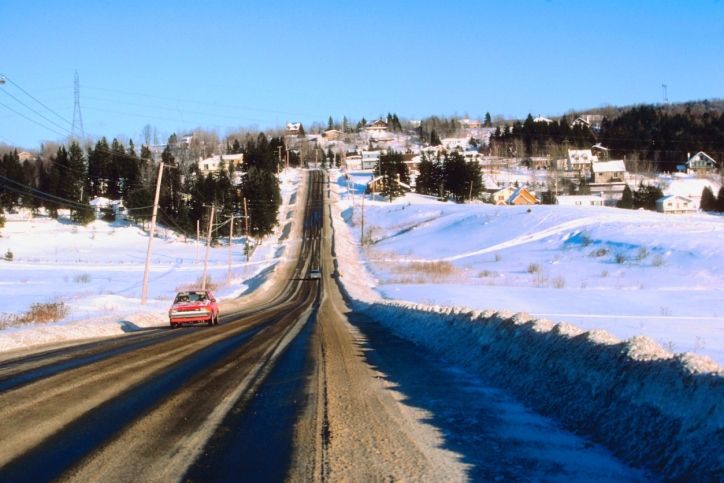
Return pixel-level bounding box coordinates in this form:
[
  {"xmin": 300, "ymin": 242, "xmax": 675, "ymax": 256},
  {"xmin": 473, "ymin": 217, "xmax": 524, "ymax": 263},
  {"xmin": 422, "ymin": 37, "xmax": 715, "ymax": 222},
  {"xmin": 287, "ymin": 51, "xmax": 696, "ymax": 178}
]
[
  {"xmin": 243, "ymin": 197, "xmax": 250, "ymax": 261},
  {"xmin": 277, "ymin": 146, "xmax": 283, "ymax": 174},
  {"xmin": 469, "ymin": 180, "xmax": 474, "ymax": 201},
  {"xmin": 360, "ymin": 193, "xmax": 365, "ymax": 246},
  {"xmin": 227, "ymin": 214, "xmax": 234, "ymax": 281},
  {"xmin": 202, "ymin": 204, "xmax": 215, "ymax": 290},
  {"xmin": 195, "ymin": 219, "xmax": 200, "ymax": 263},
  {"xmin": 286, "ymin": 148, "xmax": 290, "ymax": 171},
  {"xmin": 141, "ymin": 162, "xmax": 165, "ymax": 304}
]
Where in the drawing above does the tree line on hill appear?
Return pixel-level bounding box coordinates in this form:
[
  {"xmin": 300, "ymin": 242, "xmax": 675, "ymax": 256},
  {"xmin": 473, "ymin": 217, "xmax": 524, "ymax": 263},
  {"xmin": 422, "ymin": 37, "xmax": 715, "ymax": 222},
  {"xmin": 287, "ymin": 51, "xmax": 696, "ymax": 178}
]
[
  {"xmin": 488, "ymin": 102, "xmax": 724, "ymax": 169},
  {"xmin": 0, "ymin": 133, "xmax": 285, "ymax": 240}
]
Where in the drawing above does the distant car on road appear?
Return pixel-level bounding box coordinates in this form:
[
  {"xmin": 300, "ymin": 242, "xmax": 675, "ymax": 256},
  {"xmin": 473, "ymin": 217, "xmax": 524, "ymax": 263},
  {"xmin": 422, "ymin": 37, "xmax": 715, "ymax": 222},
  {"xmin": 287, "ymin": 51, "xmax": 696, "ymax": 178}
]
[
  {"xmin": 310, "ymin": 268, "xmax": 322, "ymax": 280},
  {"xmin": 169, "ymin": 290, "xmax": 219, "ymax": 328}
]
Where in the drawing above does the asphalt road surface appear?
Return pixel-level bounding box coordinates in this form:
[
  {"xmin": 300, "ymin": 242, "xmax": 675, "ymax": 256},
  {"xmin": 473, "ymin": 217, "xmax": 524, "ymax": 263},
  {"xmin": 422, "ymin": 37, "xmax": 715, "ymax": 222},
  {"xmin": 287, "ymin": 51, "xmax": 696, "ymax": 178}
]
[{"xmin": 0, "ymin": 170, "xmax": 645, "ymax": 482}]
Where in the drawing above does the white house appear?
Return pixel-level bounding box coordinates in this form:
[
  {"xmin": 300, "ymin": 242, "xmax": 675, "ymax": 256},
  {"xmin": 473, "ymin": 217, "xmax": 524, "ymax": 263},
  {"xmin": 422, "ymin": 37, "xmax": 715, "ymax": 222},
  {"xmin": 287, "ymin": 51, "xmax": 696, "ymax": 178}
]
[
  {"xmin": 567, "ymin": 149, "xmax": 598, "ymax": 173},
  {"xmin": 361, "ymin": 150, "xmax": 380, "ymax": 170},
  {"xmin": 656, "ymin": 195, "xmax": 697, "ymax": 214},
  {"xmin": 592, "ymin": 160, "xmax": 626, "ymax": 183},
  {"xmin": 89, "ymin": 197, "xmax": 127, "ymax": 220},
  {"xmin": 686, "ymin": 152, "xmax": 718, "ymax": 174},
  {"xmin": 197, "ymin": 154, "xmax": 244, "ymax": 176},
  {"xmin": 557, "ymin": 194, "xmax": 605, "ymax": 207},
  {"xmin": 533, "ymin": 116, "xmax": 554, "ymax": 125},
  {"xmin": 344, "ymin": 154, "xmax": 362, "ymax": 171}
]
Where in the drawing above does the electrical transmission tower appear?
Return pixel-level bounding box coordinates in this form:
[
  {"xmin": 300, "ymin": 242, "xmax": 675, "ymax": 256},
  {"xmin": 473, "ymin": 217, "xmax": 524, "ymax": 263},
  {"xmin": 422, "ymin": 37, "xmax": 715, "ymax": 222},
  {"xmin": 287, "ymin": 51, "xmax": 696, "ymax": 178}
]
[{"xmin": 71, "ymin": 70, "xmax": 85, "ymax": 140}]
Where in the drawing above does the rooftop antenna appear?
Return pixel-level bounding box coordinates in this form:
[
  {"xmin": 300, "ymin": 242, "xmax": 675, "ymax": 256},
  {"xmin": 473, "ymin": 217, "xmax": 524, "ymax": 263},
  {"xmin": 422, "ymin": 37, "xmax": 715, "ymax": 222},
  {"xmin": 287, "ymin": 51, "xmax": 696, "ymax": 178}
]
[
  {"xmin": 661, "ymin": 84, "xmax": 669, "ymax": 104},
  {"xmin": 71, "ymin": 70, "xmax": 85, "ymax": 140}
]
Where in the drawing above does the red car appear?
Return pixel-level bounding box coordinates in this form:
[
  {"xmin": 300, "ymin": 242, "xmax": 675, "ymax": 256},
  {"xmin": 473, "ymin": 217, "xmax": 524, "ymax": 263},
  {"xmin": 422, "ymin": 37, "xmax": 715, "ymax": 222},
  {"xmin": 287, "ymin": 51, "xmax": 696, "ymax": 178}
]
[{"xmin": 169, "ymin": 290, "xmax": 219, "ymax": 328}]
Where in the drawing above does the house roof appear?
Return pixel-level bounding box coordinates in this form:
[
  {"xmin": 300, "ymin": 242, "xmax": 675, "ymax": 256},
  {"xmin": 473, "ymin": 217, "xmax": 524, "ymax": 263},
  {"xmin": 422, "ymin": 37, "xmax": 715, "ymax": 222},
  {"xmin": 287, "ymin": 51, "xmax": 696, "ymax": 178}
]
[
  {"xmin": 286, "ymin": 122, "xmax": 301, "ymax": 131},
  {"xmin": 657, "ymin": 195, "xmax": 693, "ymax": 203},
  {"xmin": 592, "ymin": 160, "xmax": 626, "ymax": 173},
  {"xmin": 533, "ymin": 116, "xmax": 554, "ymax": 124},
  {"xmin": 687, "ymin": 151, "xmax": 717, "ymax": 166},
  {"xmin": 507, "ymin": 187, "xmax": 538, "ymax": 204}
]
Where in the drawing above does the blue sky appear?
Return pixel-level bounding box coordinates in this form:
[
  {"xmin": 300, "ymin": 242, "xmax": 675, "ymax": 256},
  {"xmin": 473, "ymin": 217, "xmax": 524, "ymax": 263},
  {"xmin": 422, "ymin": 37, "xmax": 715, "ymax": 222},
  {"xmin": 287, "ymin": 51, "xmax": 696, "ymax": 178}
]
[{"xmin": 1, "ymin": 0, "xmax": 723, "ymax": 148}]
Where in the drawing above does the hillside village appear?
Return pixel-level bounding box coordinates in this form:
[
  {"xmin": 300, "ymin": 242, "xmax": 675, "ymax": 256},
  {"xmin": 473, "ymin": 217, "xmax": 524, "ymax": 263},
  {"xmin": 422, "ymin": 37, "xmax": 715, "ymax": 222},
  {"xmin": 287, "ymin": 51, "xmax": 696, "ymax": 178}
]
[{"xmin": 186, "ymin": 114, "xmax": 722, "ymax": 215}]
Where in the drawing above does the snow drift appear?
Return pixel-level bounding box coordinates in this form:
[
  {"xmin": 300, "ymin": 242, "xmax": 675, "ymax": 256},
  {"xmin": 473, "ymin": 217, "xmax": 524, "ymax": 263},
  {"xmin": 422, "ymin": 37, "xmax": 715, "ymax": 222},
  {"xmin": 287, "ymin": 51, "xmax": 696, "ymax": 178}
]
[{"xmin": 347, "ymin": 300, "xmax": 723, "ymax": 479}]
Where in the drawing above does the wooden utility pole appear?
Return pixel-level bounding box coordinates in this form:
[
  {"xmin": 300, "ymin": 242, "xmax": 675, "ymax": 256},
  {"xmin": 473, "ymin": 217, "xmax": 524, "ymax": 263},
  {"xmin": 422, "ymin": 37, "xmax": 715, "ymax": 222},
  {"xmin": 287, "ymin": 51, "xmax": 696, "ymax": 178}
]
[
  {"xmin": 202, "ymin": 204, "xmax": 215, "ymax": 290},
  {"xmin": 195, "ymin": 219, "xmax": 200, "ymax": 263},
  {"xmin": 227, "ymin": 214, "xmax": 234, "ymax": 281},
  {"xmin": 286, "ymin": 148, "xmax": 289, "ymax": 171},
  {"xmin": 141, "ymin": 162, "xmax": 164, "ymax": 305},
  {"xmin": 360, "ymin": 193, "xmax": 365, "ymax": 246},
  {"xmin": 243, "ymin": 197, "xmax": 250, "ymax": 261}
]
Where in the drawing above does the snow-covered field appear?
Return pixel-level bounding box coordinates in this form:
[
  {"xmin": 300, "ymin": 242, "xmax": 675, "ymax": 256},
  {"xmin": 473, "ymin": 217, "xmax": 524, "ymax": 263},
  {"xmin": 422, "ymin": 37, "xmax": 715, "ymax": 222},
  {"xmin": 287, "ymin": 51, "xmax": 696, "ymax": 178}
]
[
  {"xmin": 329, "ymin": 169, "xmax": 723, "ymax": 479},
  {"xmin": 0, "ymin": 170, "xmax": 301, "ymax": 352},
  {"xmin": 334, "ymin": 170, "xmax": 724, "ymax": 366}
]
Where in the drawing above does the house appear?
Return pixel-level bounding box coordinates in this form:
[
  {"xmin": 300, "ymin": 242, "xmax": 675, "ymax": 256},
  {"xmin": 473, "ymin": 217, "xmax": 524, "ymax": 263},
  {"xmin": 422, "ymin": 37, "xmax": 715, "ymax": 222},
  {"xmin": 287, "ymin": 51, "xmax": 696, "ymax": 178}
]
[
  {"xmin": 18, "ymin": 151, "xmax": 35, "ymax": 162},
  {"xmin": 507, "ymin": 187, "xmax": 539, "ymax": 205},
  {"xmin": 197, "ymin": 153, "xmax": 244, "ymax": 176},
  {"xmin": 656, "ymin": 195, "xmax": 697, "ymax": 214},
  {"xmin": 366, "ymin": 175, "xmax": 411, "ymax": 194},
  {"xmin": 286, "ymin": 122, "xmax": 302, "ymax": 136},
  {"xmin": 323, "ymin": 129, "xmax": 343, "ymax": 140},
  {"xmin": 567, "ymin": 149, "xmax": 598, "ymax": 174},
  {"xmin": 492, "ymin": 186, "xmax": 539, "ymax": 205},
  {"xmin": 533, "ymin": 116, "xmax": 554, "ymax": 125},
  {"xmin": 557, "ymin": 194, "xmax": 605, "ymax": 207},
  {"xmin": 364, "ymin": 119, "xmax": 388, "ymax": 133},
  {"xmin": 571, "ymin": 114, "xmax": 603, "ymax": 131},
  {"xmin": 686, "ymin": 152, "xmax": 718, "ymax": 174},
  {"xmin": 591, "ymin": 160, "xmax": 626, "ymax": 183},
  {"xmin": 528, "ymin": 156, "xmax": 551, "ymax": 170},
  {"xmin": 89, "ymin": 197, "xmax": 127, "ymax": 220},
  {"xmin": 361, "ymin": 150, "xmax": 380, "ymax": 170},
  {"xmin": 591, "ymin": 143, "xmax": 609, "ymax": 160},
  {"xmin": 344, "ymin": 154, "xmax": 362, "ymax": 170},
  {"xmin": 492, "ymin": 186, "xmax": 516, "ymax": 205},
  {"xmin": 460, "ymin": 118, "xmax": 482, "ymax": 130}
]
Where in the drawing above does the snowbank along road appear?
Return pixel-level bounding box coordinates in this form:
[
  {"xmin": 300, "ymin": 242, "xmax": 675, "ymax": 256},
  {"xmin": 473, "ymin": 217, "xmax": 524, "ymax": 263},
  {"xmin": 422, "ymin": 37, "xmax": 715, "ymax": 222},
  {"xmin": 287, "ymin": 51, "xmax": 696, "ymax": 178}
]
[{"xmin": 1, "ymin": 170, "xmax": 653, "ymax": 481}]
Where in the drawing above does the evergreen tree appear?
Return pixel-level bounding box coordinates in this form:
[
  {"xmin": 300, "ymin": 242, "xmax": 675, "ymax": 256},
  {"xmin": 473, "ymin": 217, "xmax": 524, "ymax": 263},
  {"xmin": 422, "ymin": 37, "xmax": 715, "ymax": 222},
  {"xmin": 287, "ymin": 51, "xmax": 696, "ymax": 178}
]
[
  {"xmin": 242, "ymin": 167, "xmax": 281, "ymax": 237},
  {"xmin": 376, "ymin": 151, "xmax": 409, "ymax": 201},
  {"xmin": 67, "ymin": 141, "xmax": 87, "ymax": 202},
  {"xmin": 717, "ymin": 186, "xmax": 724, "ymax": 212},
  {"xmin": 0, "ymin": 151, "xmax": 23, "ymax": 210},
  {"xmin": 484, "ymin": 112, "xmax": 492, "ymax": 127},
  {"xmin": 633, "ymin": 183, "xmax": 664, "ymax": 211},
  {"xmin": 578, "ymin": 177, "xmax": 591, "ymax": 195},
  {"xmin": 541, "ymin": 188, "xmax": 557, "ymax": 205},
  {"xmin": 415, "ymin": 154, "xmax": 440, "ymax": 196},
  {"xmin": 72, "ymin": 201, "xmax": 96, "ymax": 225},
  {"xmin": 88, "ymin": 137, "xmax": 111, "ymax": 197},
  {"xmin": 327, "ymin": 116, "xmax": 334, "ymax": 131},
  {"xmin": 617, "ymin": 184, "xmax": 634, "ymax": 209},
  {"xmin": 700, "ymin": 186, "xmax": 717, "ymax": 211},
  {"xmin": 443, "ymin": 152, "xmax": 470, "ymax": 202},
  {"xmin": 430, "ymin": 129, "xmax": 441, "ymax": 146}
]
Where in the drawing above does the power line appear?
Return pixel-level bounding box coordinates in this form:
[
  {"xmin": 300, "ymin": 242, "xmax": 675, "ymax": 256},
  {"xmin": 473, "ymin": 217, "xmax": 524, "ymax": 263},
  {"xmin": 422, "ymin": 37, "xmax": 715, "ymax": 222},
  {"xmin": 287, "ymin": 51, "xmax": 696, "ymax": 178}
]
[
  {"xmin": 0, "ymin": 88, "xmax": 73, "ymax": 133},
  {"xmin": 0, "ymin": 99, "xmax": 69, "ymax": 138},
  {"xmin": 0, "ymin": 73, "xmax": 73, "ymax": 126}
]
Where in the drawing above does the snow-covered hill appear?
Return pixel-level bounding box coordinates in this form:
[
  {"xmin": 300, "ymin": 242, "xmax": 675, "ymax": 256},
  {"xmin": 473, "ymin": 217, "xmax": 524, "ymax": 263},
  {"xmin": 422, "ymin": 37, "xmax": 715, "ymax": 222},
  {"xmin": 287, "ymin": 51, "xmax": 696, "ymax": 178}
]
[
  {"xmin": 334, "ymin": 170, "xmax": 724, "ymax": 366},
  {"xmin": 0, "ymin": 170, "xmax": 300, "ymax": 352}
]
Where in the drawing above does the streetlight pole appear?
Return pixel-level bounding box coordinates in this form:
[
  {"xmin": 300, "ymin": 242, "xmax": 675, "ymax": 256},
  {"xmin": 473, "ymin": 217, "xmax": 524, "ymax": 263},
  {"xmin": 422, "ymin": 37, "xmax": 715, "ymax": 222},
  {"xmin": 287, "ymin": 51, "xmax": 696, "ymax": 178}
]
[{"xmin": 141, "ymin": 162, "xmax": 165, "ymax": 304}]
